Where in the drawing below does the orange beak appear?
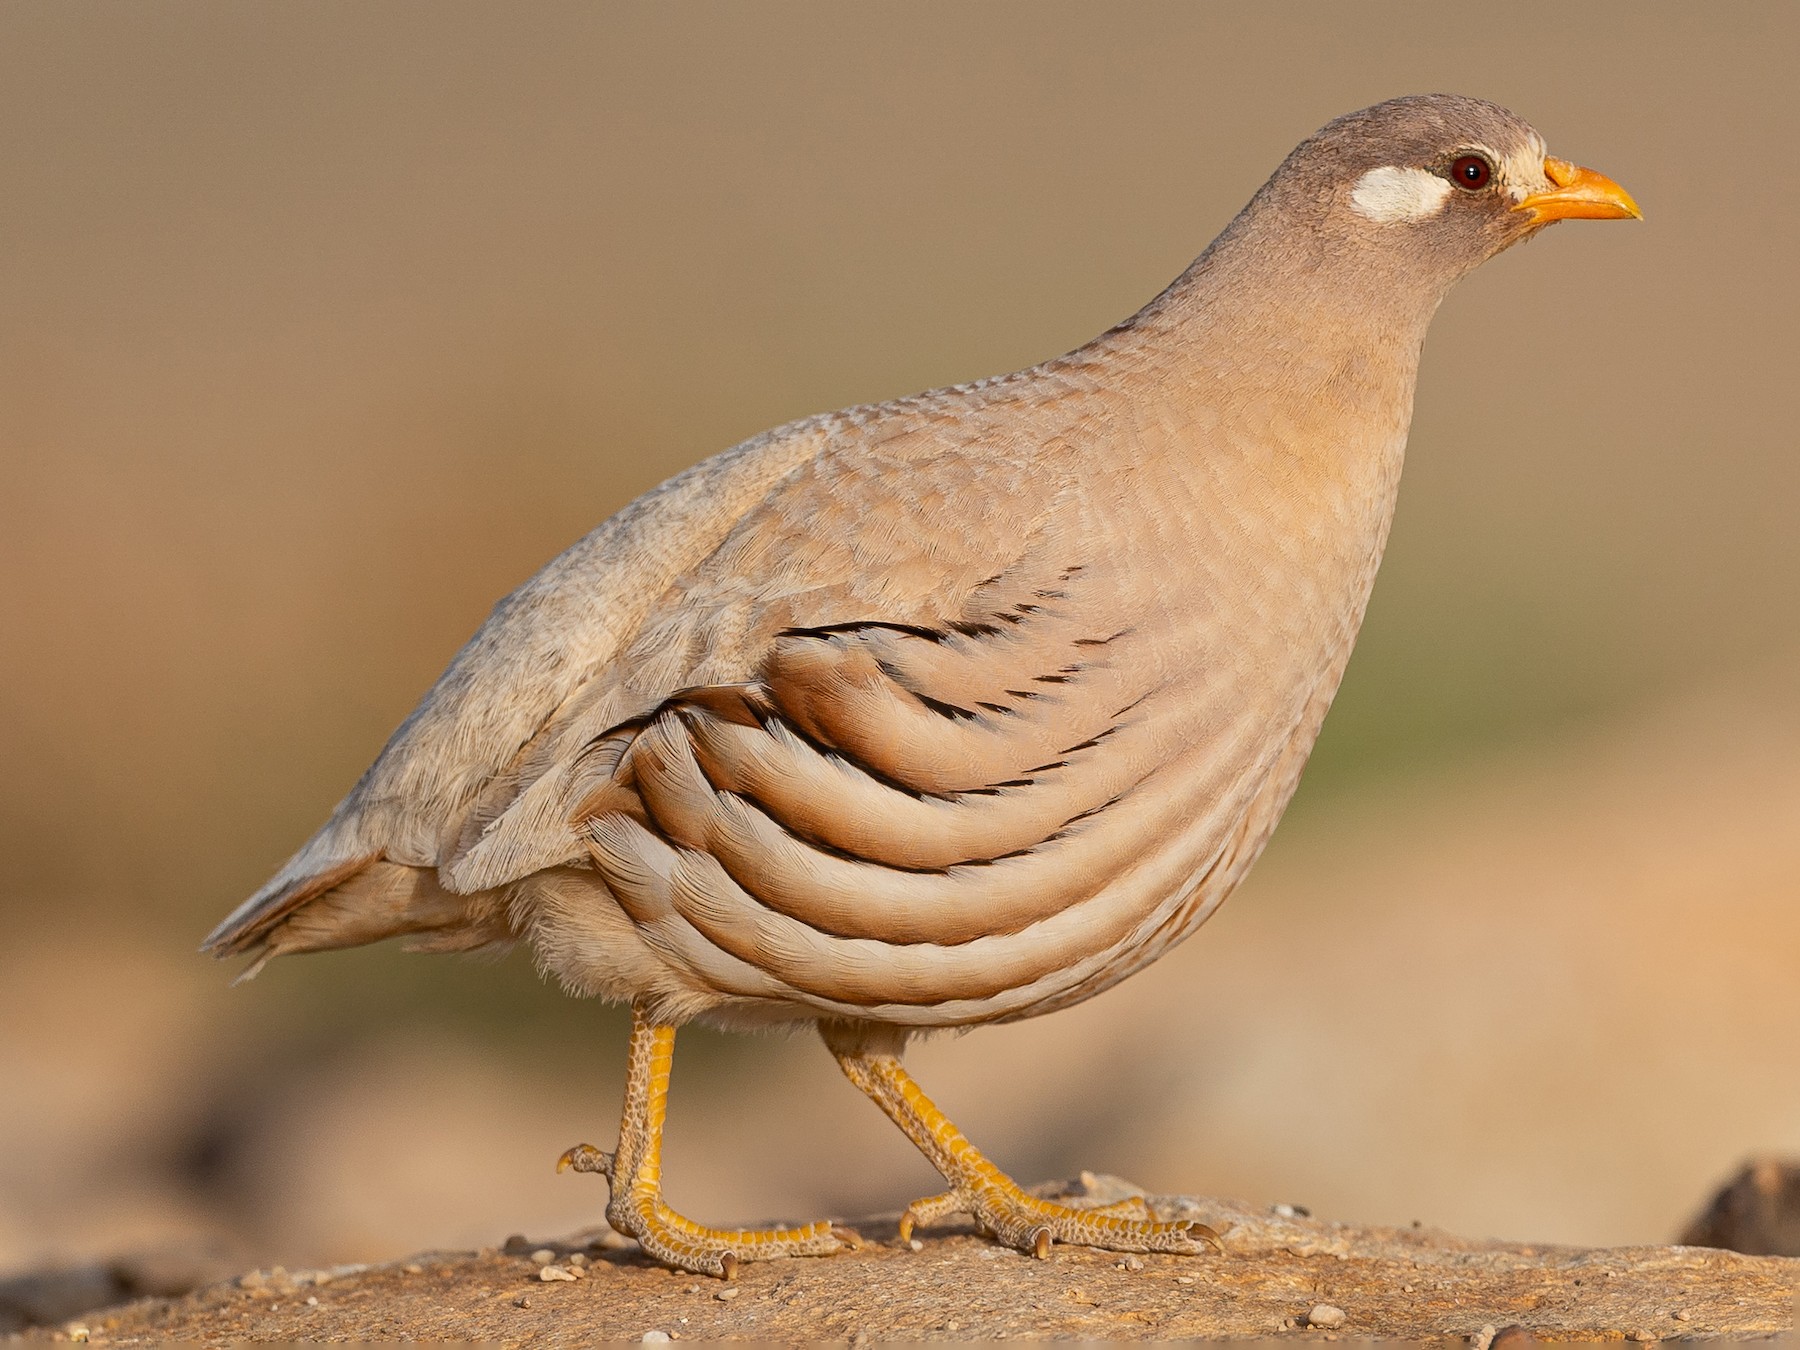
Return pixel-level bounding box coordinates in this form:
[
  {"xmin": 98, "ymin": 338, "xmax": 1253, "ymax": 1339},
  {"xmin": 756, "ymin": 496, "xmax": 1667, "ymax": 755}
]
[{"xmin": 1514, "ymin": 157, "xmax": 1642, "ymax": 222}]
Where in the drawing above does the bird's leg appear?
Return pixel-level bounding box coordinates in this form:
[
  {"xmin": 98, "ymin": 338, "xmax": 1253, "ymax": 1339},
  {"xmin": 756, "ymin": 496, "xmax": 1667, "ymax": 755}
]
[
  {"xmin": 558, "ymin": 1006, "xmax": 858, "ymax": 1278},
  {"xmin": 826, "ymin": 1029, "xmax": 1219, "ymax": 1260}
]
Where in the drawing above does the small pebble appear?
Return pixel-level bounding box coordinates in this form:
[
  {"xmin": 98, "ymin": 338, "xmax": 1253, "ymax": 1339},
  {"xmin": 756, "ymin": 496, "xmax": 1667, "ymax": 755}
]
[
  {"xmin": 1470, "ymin": 1325, "xmax": 1498, "ymax": 1350},
  {"xmin": 907, "ymin": 1238, "xmax": 923, "ymax": 1252},
  {"xmin": 1119, "ymin": 1255, "xmax": 1144, "ymax": 1271},
  {"xmin": 714, "ymin": 1287, "xmax": 740, "ymax": 1301},
  {"xmin": 1307, "ymin": 1304, "xmax": 1347, "ymax": 1329},
  {"xmin": 642, "ymin": 1332, "xmax": 671, "ymax": 1344},
  {"xmin": 531, "ymin": 1248, "xmax": 557, "ymax": 1266},
  {"xmin": 568, "ymin": 1252, "xmax": 588, "ymax": 1267},
  {"xmin": 306, "ymin": 1296, "xmax": 319, "ymax": 1307},
  {"xmin": 514, "ymin": 1295, "xmax": 531, "ymax": 1309},
  {"xmin": 1671, "ymin": 1310, "xmax": 1691, "ymax": 1323},
  {"xmin": 539, "ymin": 1265, "xmax": 577, "ymax": 1282},
  {"xmin": 1176, "ymin": 1275, "xmax": 1196, "ymax": 1285},
  {"xmin": 402, "ymin": 1263, "xmax": 423, "ymax": 1275}
]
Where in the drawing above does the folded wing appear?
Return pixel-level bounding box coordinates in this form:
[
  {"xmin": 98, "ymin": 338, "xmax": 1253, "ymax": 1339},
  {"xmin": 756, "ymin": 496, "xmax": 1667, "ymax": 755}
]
[{"xmin": 562, "ymin": 581, "xmax": 1276, "ymax": 1024}]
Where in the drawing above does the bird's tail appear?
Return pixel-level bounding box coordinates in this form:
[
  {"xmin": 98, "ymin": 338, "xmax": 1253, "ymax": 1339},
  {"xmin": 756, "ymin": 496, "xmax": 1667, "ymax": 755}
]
[{"xmin": 200, "ymin": 855, "xmax": 514, "ymax": 983}]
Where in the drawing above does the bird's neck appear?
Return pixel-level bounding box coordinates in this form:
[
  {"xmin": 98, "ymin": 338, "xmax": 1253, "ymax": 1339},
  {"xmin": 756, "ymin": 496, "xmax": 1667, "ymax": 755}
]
[
  {"xmin": 1056, "ymin": 205, "xmax": 1448, "ymax": 648},
  {"xmin": 1088, "ymin": 204, "xmax": 1453, "ymax": 457}
]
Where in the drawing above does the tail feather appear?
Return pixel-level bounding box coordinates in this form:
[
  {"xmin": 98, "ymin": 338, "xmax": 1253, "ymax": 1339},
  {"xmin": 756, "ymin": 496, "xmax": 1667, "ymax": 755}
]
[
  {"xmin": 202, "ymin": 853, "xmax": 379, "ymax": 957},
  {"xmin": 202, "ymin": 855, "xmax": 514, "ymax": 978}
]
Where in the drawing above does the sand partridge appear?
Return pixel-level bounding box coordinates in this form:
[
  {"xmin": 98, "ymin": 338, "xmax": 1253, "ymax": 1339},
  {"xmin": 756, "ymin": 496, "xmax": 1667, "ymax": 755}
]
[{"xmin": 205, "ymin": 95, "xmax": 1639, "ymax": 1276}]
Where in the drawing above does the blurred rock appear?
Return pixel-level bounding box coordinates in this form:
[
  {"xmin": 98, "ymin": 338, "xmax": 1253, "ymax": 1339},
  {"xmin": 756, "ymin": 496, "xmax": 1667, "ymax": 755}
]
[
  {"xmin": 1681, "ymin": 1158, "xmax": 1800, "ymax": 1257},
  {"xmin": 0, "ymin": 1246, "xmax": 236, "ymax": 1334},
  {"xmin": 0, "ymin": 1265, "xmax": 118, "ymax": 1336}
]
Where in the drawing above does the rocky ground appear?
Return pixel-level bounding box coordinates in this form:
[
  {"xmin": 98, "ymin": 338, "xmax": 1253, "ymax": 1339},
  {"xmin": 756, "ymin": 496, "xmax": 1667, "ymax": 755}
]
[{"xmin": 14, "ymin": 1177, "xmax": 1797, "ymax": 1345}]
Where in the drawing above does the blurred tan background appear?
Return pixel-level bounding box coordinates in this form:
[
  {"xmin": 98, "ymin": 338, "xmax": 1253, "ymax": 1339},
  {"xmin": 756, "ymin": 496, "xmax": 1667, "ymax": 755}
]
[{"xmin": 2, "ymin": 1, "xmax": 1796, "ymax": 1278}]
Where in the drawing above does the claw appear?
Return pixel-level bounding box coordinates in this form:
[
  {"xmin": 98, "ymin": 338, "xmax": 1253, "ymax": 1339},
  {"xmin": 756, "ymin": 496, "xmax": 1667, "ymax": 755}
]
[
  {"xmin": 1031, "ymin": 1227, "xmax": 1052, "ymax": 1260},
  {"xmin": 1185, "ymin": 1220, "xmax": 1224, "ymax": 1253},
  {"xmin": 557, "ymin": 1143, "xmax": 614, "ymax": 1178},
  {"xmin": 897, "ymin": 1188, "xmax": 967, "ymax": 1243},
  {"xmin": 718, "ymin": 1251, "xmax": 739, "ymax": 1281},
  {"xmin": 830, "ymin": 1225, "xmax": 866, "ymax": 1251}
]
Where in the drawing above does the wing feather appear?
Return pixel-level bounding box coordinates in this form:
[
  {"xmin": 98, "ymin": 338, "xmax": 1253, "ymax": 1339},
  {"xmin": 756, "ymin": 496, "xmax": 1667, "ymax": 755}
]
[{"xmin": 562, "ymin": 580, "xmax": 1280, "ymax": 1016}]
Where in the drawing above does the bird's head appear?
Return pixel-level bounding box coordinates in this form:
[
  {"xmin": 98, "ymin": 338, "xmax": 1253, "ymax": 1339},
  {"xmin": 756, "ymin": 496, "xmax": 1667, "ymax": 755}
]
[{"xmin": 1254, "ymin": 94, "xmax": 1640, "ymax": 290}]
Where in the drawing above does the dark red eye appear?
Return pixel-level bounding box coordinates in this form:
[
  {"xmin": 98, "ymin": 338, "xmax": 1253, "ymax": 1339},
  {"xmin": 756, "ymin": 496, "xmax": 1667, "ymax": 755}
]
[{"xmin": 1450, "ymin": 154, "xmax": 1493, "ymax": 190}]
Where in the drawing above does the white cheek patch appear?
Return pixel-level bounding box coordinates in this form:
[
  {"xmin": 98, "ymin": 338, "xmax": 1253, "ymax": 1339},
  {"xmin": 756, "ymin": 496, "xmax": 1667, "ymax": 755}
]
[{"xmin": 1349, "ymin": 165, "xmax": 1453, "ymax": 223}]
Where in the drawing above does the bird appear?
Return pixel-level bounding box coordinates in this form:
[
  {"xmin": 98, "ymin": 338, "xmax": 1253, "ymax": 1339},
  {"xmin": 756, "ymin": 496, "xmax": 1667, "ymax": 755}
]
[{"xmin": 203, "ymin": 94, "xmax": 1639, "ymax": 1278}]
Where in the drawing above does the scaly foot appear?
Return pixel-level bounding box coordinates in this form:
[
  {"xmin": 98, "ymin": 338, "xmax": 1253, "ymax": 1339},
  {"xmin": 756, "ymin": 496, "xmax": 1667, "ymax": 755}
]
[
  {"xmin": 826, "ymin": 1033, "xmax": 1220, "ymax": 1262},
  {"xmin": 559, "ymin": 1143, "xmax": 860, "ymax": 1278},
  {"xmin": 896, "ymin": 1176, "xmax": 1218, "ymax": 1258}
]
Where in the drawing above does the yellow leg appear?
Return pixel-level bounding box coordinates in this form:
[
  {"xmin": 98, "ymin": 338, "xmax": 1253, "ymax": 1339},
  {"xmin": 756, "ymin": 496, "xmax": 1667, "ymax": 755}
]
[
  {"xmin": 826, "ymin": 1027, "xmax": 1219, "ymax": 1260},
  {"xmin": 558, "ymin": 1006, "xmax": 859, "ymax": 1278}
]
